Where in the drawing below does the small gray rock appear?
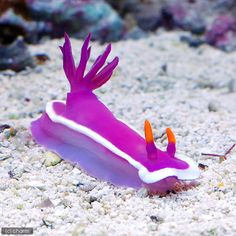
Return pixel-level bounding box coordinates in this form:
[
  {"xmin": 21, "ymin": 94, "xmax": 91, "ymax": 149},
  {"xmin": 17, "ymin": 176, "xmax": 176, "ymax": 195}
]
[
  {"xmin": 228, "ymin": 79, "xmax": 236, "ymax": 93},
  {"xmin": 208, "ymin": 100, "xmax": 220, "ymax": 112},
  {"xmin": 37, "ymin": 198, "xmax": 54, "ymax": 208}
]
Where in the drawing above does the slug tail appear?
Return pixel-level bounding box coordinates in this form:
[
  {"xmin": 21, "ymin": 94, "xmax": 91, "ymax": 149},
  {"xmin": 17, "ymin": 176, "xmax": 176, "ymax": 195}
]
[
  {"xmin": 60, "ymin": 33, "xmax": 119, "ymax": 92},
  {"xmin": 146, "ymin": 177, "xmax": 198, "ymax": 196}
]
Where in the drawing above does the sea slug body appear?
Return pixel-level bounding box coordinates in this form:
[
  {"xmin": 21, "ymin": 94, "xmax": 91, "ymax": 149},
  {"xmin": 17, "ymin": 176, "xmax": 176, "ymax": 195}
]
[{"xmin": 31, "ymin": 33, "xmax": 200, "ymax": 194}]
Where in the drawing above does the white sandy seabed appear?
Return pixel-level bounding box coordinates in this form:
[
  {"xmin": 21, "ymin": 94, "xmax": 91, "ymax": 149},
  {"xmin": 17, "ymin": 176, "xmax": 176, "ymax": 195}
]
[{"xmin": 0, "ymin": 31, "xmax": 236, "ymax": 236}]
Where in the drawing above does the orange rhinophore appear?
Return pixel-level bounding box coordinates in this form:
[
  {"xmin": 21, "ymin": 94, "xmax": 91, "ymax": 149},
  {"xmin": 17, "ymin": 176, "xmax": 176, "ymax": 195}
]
[
  {"xmin": 144, "ymin": 120, "xmax": 157, "ymax": 160},
  {"xmin": 144, "ymin": 120, "xmax": 154, "ymax": 143},
  {"xmin": 166, "ymin": 127, "xmax": 176, "ymax": 144}
]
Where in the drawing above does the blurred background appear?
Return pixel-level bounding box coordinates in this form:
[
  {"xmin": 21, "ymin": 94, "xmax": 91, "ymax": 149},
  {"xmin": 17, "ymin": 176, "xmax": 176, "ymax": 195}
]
[{"xmin": 1, "ymin": 0, "xmax": 236, "ymax": 71}]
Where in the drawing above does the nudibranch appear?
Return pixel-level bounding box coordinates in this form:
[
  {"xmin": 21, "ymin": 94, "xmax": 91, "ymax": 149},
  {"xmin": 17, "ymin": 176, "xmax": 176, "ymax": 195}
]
[{"xmin": 31, "ymin": 33, "xmax": 200, "ymax": 194}]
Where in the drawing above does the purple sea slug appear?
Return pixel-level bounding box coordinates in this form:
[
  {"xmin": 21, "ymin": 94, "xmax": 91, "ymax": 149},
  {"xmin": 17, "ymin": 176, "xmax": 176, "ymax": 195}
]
[{"xmin": 31, "ymin": 33, "xmax": 200, "ymax": 194}]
